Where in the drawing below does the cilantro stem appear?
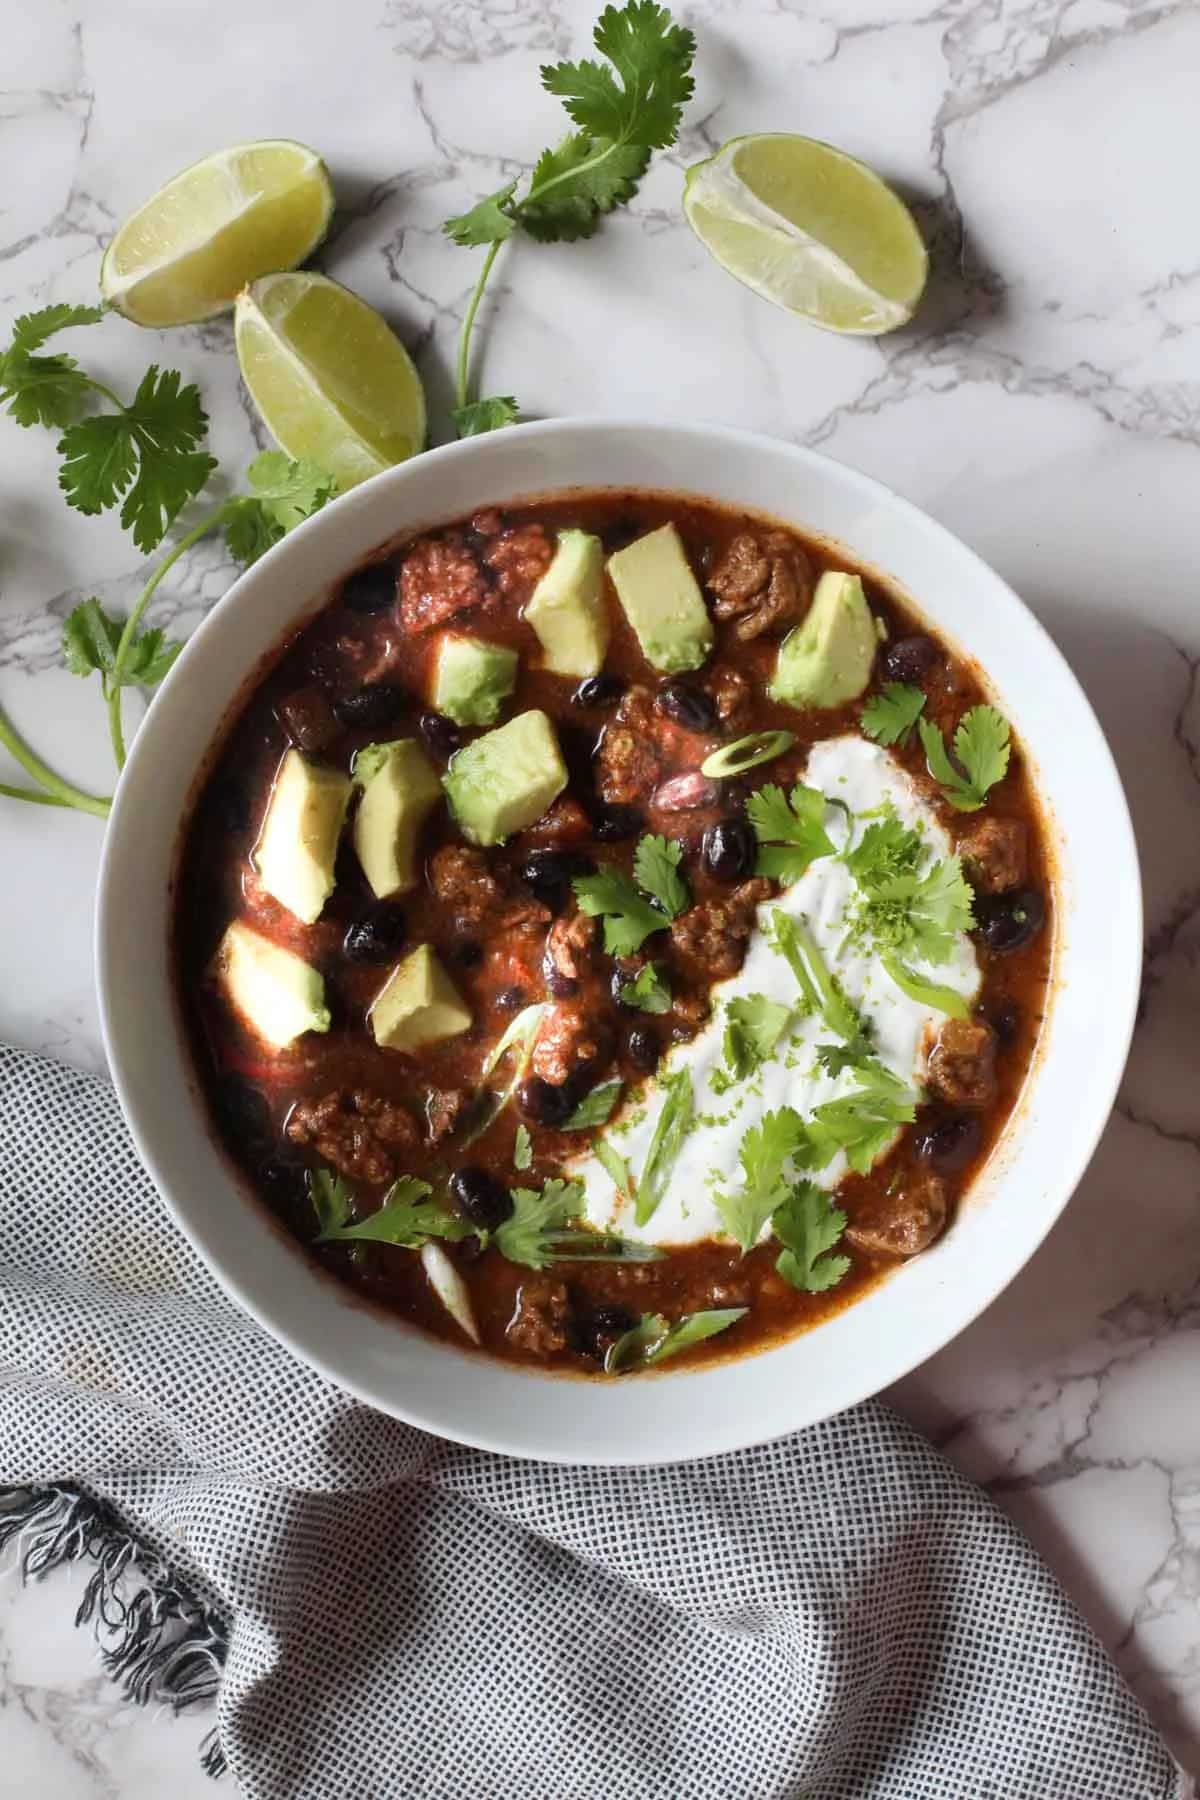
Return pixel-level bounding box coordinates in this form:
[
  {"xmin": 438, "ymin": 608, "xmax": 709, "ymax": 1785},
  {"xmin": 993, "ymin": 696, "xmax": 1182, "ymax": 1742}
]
[
  {"xmin": 0, "ymin": 706, "xmax": 111, "ymax": 817},
  {"xmin": 453, "ymin": 137, "xmax": 640, "ymax": 414},
  {"xmin": 455, "ymin": 240, "xmax": 504, "ymax": 413},
  {"xmin": 108, "ymin": 510, "xmax": 221, "ymax": 769},
  {"xmin": 0, "ymin": 781, "xmax": 67, "ymax": 808}
]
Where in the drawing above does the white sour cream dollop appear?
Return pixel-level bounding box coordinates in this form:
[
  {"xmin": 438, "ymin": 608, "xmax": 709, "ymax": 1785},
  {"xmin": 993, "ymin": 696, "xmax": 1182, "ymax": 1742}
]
[{"xmin": 571, "ymin": 736, "xmax": 979, "ymax": 1246}]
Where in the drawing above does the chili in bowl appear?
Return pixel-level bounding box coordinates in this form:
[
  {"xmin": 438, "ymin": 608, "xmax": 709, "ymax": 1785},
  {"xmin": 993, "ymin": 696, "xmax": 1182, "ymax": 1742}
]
[{"xmin": 96, "ymin": 420, "xmax": 1139, "ymax": 1463}]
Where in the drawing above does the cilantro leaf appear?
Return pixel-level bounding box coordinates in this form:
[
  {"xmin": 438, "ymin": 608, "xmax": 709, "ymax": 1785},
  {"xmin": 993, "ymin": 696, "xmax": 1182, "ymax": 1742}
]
[
  {"xmin": 604, "ymin": 1305, "xmax": 745, "ymax": 1374},
  {"xmin": 713, "ymin": 1105, "xmax": 810, "ymax": 1253},
  {"xmin": 308, "ymin": 1167, "xmax": 354, "ymax": 1237},
  {"xmin": 918, "ymin": 707, "xmax": 1011, "ymax": 812},
  {"xmin": 221, "ymin": 452, "xmax": 336, "ymax": 566},
  {"xmin": 618, "ymin": 963, "xmax": 672, "ymax": 1014},
  {"xmin": 513, "ymin": 1123, "xmax": 533, "ymax": 1170},
  {"xmin": 773, "ymin": 1182, "xmax": 851, "ymax": 1294},
  {"xmin": 850, "ymin": 854, "xmax": 975, "ymax": 967},
  {"xmin": 748, "ymin": 782, "xmax": 836, "ymax": 885},
  {"xmin": 861, "ymin": 682, "xmax": 927, "ymax": 747},
  {"xmin": 57, "ymin": 365, "xmax": 216, "ymax": 552},
  {"xmin": 634, "ymin": 1067, "xmax": 694, "ymax": 1226},
  {"xmin": 62, "ymin": 599, "xmax": 180, "ymax": 691},
  {"xmin": 0, "ymin": 304, "xmax": 105, "ymax": 429},
  {"xmin": 574, "ymin": 839, "xmax": 686, "ymax": 956},
  {"xmin": 843, "ymin": 810, "xmax": 925, "ymax": 888},
  {"xmin": 313, "ymin": 1174, "xmax": 471, "ymax": 1247},
  {"xmin": 9, "ymin": 303, "xmax": 106, "ymax": 354},
  {"xmin": 496, "ymin": 1178, "xmax": 663, "ymax": 1269},
  {"xmin": 808, "ymin": 1065, "xmax": 918, "ymax": 1175},
  {"xmin": 633, "ymin": 833, "xmax": 689, "ymax": 919},
  {"xmin": 562, "ymin": 1078, "xmax": 623, "ymax": 1130},
  {"xmin": 444, "ymin": 182, "xmax": 519, "ymax": 248},
  {"xmin": 722, "ymin": 994, "xmax": 792, "ymax": 1083},
  {"xmin": 814, "ymin": 1040, "xmax": 875, "ymax": 1079},
  {"xmin": 453, "ymin": 396, "xmax": 520, "ymax": 438}
]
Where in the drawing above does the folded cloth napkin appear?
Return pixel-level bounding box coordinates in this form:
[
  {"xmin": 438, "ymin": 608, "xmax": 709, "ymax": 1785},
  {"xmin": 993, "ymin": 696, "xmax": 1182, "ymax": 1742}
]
[{"xmin": 0, "ymin": 1044, "xmax": 1187, "ymax": 1800}]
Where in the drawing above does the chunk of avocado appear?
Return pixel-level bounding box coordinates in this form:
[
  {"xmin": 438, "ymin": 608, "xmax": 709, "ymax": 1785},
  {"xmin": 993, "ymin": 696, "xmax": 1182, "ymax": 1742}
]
[
  {"xmin": 431, "ymin": 634, "xmax": 519, "ymax": 727},
  {"xmin": 370, "ymin": 943, "xmax": 472, "ymax": 1052},
  {"xmin": 214, "ymin": 921, "xmax": 330, "ymax": 1048},
  {"xmin": 606, "ymin": 523, "xmax": 714, "ymax": 673},
  {"xmin": 524, "ymin": 530, "xmax": 609, "ymax": 677},
  {"xmin": 352, "ymin": 738, "xmax": 441, "ymax": 900},
  {"xmin": 253, "ymin": 749, "xmax": 352, "ymax": 925},
  {"xmin": 442, "ymin": 709, "xmax": 567, "ymax": 846},
  {"xmin": 769, "ymin": 571, "xmax": 877, "ymax": 709}
]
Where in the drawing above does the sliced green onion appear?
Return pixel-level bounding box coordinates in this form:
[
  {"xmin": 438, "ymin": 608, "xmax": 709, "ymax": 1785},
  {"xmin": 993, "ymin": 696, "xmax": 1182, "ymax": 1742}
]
[
  {"xmin": 769, "ymin": 909, "xmax": 863, "ymax": 1042},
  {"xmin": 701, "ymin": 729, "xmax": 796, "ymax": 779},
  {"xmin": 634, "ymin": 1068, "xmax": 694, "ymax": 1226},
  {"xmin": 594, "ymin": 1137, "xmax": 634, "ymax": 1197},
  {"xmin": 604, "ymin": 1307, "xmax": 747, "ymax": 1374},
  {"xmin": 881, "ymin": 954, "xmax": 970, "ymax": 1020}
]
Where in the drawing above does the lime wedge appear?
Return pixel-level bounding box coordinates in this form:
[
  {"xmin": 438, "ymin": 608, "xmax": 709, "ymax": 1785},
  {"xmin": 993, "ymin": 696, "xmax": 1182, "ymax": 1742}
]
[
  {"xmin": 101, "ymin": 140, "xmax": 334, "ymax": 328},
  {"xmin": 683, "ymin": 134, "xmax": 927, "ymax": 335},
  {"xmin": 235, "ymin": 272, "xmax": 426, "ymax": 491}
]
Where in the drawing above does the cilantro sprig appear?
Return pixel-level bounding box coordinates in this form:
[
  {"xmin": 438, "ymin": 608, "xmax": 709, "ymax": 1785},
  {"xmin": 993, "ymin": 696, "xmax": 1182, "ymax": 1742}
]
[
  {"xmin": 772, "ymin": 1182, "xmax": 851, "ymax": 1295},
  {"xmin": 309, "ymin": 1172, "xmax": 471, "ymax": 1248},
  {"xmin": 713, "ymin": 1105, "xmax": 809, "ymax": 1253},
  {"xmin": 496, "ymin": 1178, "xmax": 663, "ymax": 1269},
  {"xmin": 848, "ymin": 852, "xmax": 975, "ymax": 968},
  {"xmin": 918, "ymin": 706, "xmax": 1011, "ymax": 812},
  {"xmin": 861, "ymin": 682, "xmax": 926, "ymax": 747},
  {"xmin": 807, "ymin": 1064, "xmax": 919, "ymax": 1175},
  {"xmin": 1, "ymin": 306, "xmax": 216, "ymax": 552},
  {"xmin": 618, "ymin": 963, "xmax": 672, "ymax": 1013},
  {"xmin": 747, "ymin": 782, "xmax": 836, "ymax": 885},
  {"xmin": 574, "ymin": 833, "xmax": 691, "ymax": 955},
  {"xmin": 444, "ymin": 1, "xmax": 695, "ymax": 432},
  {"xmin": 720, "ymin": 994, "xmax": 792, "ymax": 1085}
]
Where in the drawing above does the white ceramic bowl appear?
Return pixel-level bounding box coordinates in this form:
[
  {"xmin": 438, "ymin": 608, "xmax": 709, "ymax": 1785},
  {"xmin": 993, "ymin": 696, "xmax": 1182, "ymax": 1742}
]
[{"xmin": 96, "ymin": 420, "xmax": 1140, "ymax": 1465}]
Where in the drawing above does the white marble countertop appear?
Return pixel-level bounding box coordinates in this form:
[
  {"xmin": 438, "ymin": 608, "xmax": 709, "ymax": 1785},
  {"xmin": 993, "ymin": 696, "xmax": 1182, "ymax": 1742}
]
[{"xmin": 4, "ymin": 0, "xmax": 1199, "ymax": 1791}]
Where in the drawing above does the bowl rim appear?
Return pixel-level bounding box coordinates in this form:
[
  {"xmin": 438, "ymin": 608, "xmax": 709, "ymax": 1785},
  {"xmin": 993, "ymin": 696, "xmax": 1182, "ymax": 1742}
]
[{"xmin": 95, "ymin": 416, "xmax": 1142, "ymax": 1465}]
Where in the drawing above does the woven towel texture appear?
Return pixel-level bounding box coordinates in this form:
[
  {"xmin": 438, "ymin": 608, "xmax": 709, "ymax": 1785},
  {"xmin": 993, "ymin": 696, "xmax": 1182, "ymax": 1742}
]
[{"xmin": 0, "ymin": 1044, "xmax": 1184, "ymax": 1800}]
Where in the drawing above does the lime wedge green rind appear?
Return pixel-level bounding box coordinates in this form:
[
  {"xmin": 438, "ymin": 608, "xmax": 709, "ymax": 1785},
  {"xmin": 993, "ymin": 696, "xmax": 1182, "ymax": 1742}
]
[
  {"xmin": 683, "ymin": 133, "xmax": 927, "ymax": 336},
  {"xmin": 235, "ymin": 271, "xmax": 427, "ymax": 493},
  {"xmin": 101, "ymin": 139, "xmax": 335, "ymax": 328}
]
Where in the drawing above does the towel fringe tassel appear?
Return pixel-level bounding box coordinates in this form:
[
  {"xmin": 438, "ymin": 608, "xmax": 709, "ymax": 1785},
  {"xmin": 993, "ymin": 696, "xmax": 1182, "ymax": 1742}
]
[{"xmin": 0, "ymin": 1483, "xmax": 228, "ymax": 1779}]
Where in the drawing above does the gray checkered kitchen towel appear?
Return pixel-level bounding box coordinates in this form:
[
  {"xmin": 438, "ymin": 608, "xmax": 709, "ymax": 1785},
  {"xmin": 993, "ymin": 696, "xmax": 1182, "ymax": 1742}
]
[{"xmin": 0, "ymin": 1043, "xmax": 1187, "ymax": 1800}]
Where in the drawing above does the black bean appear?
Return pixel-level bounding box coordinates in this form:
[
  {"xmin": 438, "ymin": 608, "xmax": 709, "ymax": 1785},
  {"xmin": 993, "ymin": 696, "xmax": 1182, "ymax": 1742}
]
[
  {"xmin": 573, "ymin": 674, "xmax": 626, "ymax": 710},
  {"xmin": 626, "ymin": 1028, "xmax": 660, "ymax": 1073},
  {"xmin": 592, "ymin": 1304, "xmax": 638, "ymax": 1338},
  {"xmin": 333, "ymin": 682, "xmax": 408, "ymax": 729},
  {"xmin": 449, "ymin": 1166, "xmax": 514, "ymax": 1231},
  {"xmin": 592, "ymin": 802, "xmax": 644, "ymax": 841},
  {"xmin": 917, "ymin": 1113, "xmax": 981, "ymax": 1174},
  {"xmin": 881, "ymin": 634, "xmax": 940, "ymax": 683},
  {"xmin": 343, "ymin": 903, "xmax": 407, "ymax": 964},
  {"xmin": 518, "ymin": 1077, "xmax": 576, "ymax": 1127},
  {"xmin": 417, "ymin": 711, "xmax": 463, "ymax": 761},
  {"xmin": 340, "ymin": 562, "xmax": 397, "ymax": 613},
  {"xmin": 975, "ymin": 888, "xmax": 1045, "ymax": 954},
  {"xmin": 521, "ymin": 848, "xmax": 596, "ymax": 914},
  {"xmin": 656, "ymin": 680, "xmax": 718, "ymax": 734},
  {"xmin": 452, "ymin": 937, "xmax": 484, "ymax": 970},
  {"xmin": 702, "ymin": 817, "xmax": 756, "ymax": 884},
  {"xmin": 214, "ymin": 1075, "xmax": 272, "ymax": 1152},
  {"xmin": 580, "ymin": 1303, "xmax": 639, "ymax": 1360}
]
